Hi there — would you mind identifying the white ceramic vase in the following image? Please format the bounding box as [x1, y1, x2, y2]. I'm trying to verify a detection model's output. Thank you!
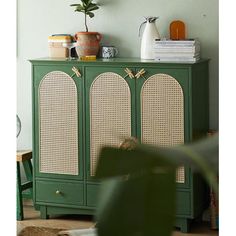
[140, 17, 160, 60]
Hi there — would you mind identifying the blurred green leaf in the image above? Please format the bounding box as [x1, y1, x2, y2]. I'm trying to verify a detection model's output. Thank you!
[87, 11, 95, 18]
[95, 148, 174, 178]
[95, 135, 218, 236]
[87, 4, 99, 12]
[96, 135, 218, 181]
[96, 167, 176, 236]
[83, 0, 90, 4]
[70, 4, 82, 7]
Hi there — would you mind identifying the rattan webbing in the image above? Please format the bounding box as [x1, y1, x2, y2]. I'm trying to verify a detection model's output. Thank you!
[39, 71, 78, 175]
[141, 73, 185, 183]
[90, 72, 131, 176]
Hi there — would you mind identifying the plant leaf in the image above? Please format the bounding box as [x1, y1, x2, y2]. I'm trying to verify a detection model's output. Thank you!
[96, 164, 176, 236]
[82, 0, 90, 4]
[95, 135, 219, 193]
[87, 11, 95, 18]
[95, 147, 173, 178]
[86, 0, 93, 6]
[94, 135, 218, 236]
[70, 4, 81, 7]
[76, 5, 85, 11]
[87, 4, 99, 11]
[70, 4, 84, 11]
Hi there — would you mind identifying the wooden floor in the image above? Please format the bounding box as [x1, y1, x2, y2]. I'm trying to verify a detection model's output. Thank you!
[17, 200, 219, 236]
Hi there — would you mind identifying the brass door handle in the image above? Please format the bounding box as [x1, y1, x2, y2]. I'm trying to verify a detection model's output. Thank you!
[135, 68, 146, 78]
[124, 68, 135, 79]
[72, 66, 81, 77]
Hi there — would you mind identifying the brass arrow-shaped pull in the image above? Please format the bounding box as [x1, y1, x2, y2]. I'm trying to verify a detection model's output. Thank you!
[135, 68, 146, 79]
[72, 66, 81, 77]
[124, 68, 135, 79]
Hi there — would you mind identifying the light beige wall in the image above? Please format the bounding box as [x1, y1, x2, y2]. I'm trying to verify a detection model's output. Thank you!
[17, 0, 218, 149]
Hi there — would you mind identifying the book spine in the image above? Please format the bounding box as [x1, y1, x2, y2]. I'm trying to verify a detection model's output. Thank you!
[154, 39, 199, 45]
[154, 52, 200, 58]
[154, 49, 200, 53]
[155, 56, 200, 60]
[154, 44, 200, 49]
[154, 43, 200, 48]
[154, 42, 199, 47]
[154, 57, 199, 62]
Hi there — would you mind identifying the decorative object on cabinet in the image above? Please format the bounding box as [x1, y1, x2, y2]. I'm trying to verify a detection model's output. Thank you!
[30, 57, 209, 233]
[70, 0, 102, 57]
[74, 32, 102, 57]
[101, 46, 119, 59]
[170, 20, 186, 40]
[62, 42, 79, 60]
[154, 39, 200, 62]
[48, 35, 72, 58]
[139, 16, 160, 59]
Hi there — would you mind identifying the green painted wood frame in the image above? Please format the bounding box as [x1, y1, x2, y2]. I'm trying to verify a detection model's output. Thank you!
[84, 66, 137, 181]
[32, 64, 84, 181]
[135, 66, 191, 189]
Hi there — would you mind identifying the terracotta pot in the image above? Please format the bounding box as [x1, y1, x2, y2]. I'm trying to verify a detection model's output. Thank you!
[75, 32, 102, 57]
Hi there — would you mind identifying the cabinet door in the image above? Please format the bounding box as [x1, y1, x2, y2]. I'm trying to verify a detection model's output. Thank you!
[136, 67, 190, 187]
[33, 65, 83, 180]
[85, 66, 136, 179]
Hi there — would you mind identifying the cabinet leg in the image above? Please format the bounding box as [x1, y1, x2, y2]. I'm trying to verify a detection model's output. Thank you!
[40, 206, 49, 219]
[175, 218, 190, 233]
[34, 204, 40, 211]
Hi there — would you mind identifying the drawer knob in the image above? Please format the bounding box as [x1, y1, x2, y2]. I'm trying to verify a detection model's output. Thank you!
[55, 190, 61, 195]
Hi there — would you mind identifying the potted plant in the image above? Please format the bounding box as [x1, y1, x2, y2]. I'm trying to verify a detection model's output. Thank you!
[70, 0, 102, 57]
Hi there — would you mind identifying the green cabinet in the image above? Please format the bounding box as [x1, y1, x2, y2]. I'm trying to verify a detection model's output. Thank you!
[30, 58, 209, 232]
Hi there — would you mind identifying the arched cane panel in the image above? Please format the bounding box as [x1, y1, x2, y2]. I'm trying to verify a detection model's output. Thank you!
[141, 73, 185, 183]
[39, 71, 78, 175]
[90, 72, 131, 176]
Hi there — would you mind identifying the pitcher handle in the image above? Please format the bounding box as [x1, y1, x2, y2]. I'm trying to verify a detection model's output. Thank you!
[114, 47, 119, 56]
[96, 33, 102, 42]
[74, 34, 80, 41]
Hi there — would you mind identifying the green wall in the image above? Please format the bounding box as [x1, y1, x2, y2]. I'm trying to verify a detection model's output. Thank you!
[17, 0, 218, 149]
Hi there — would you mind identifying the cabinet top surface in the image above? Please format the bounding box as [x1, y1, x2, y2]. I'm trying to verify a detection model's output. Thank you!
[30, 57, 209, 66]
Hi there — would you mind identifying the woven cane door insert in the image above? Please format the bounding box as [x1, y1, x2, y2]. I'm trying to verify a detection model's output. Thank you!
[90, 72, 131, 176]
[39, 71, 78, 175]
[141, 73, 185, 183]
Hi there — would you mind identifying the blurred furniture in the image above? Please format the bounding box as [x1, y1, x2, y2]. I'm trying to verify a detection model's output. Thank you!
[30, 58, 209, 232]
[17, 150, 33, 220]
[208, 130, 219, 230]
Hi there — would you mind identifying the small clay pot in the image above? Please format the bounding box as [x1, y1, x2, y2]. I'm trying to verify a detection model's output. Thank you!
[75, 32, 102, 57]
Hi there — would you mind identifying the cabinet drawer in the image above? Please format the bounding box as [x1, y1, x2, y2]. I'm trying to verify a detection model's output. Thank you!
[87, 184, 100, 207]
[176, 191, 191, 216]
[36, 180, 84, 206]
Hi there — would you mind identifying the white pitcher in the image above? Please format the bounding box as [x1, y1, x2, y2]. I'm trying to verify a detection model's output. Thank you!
[139, 16, 160, 60]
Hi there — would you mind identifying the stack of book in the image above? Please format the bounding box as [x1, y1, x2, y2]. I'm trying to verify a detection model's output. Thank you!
[154, 39, 200, 62]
